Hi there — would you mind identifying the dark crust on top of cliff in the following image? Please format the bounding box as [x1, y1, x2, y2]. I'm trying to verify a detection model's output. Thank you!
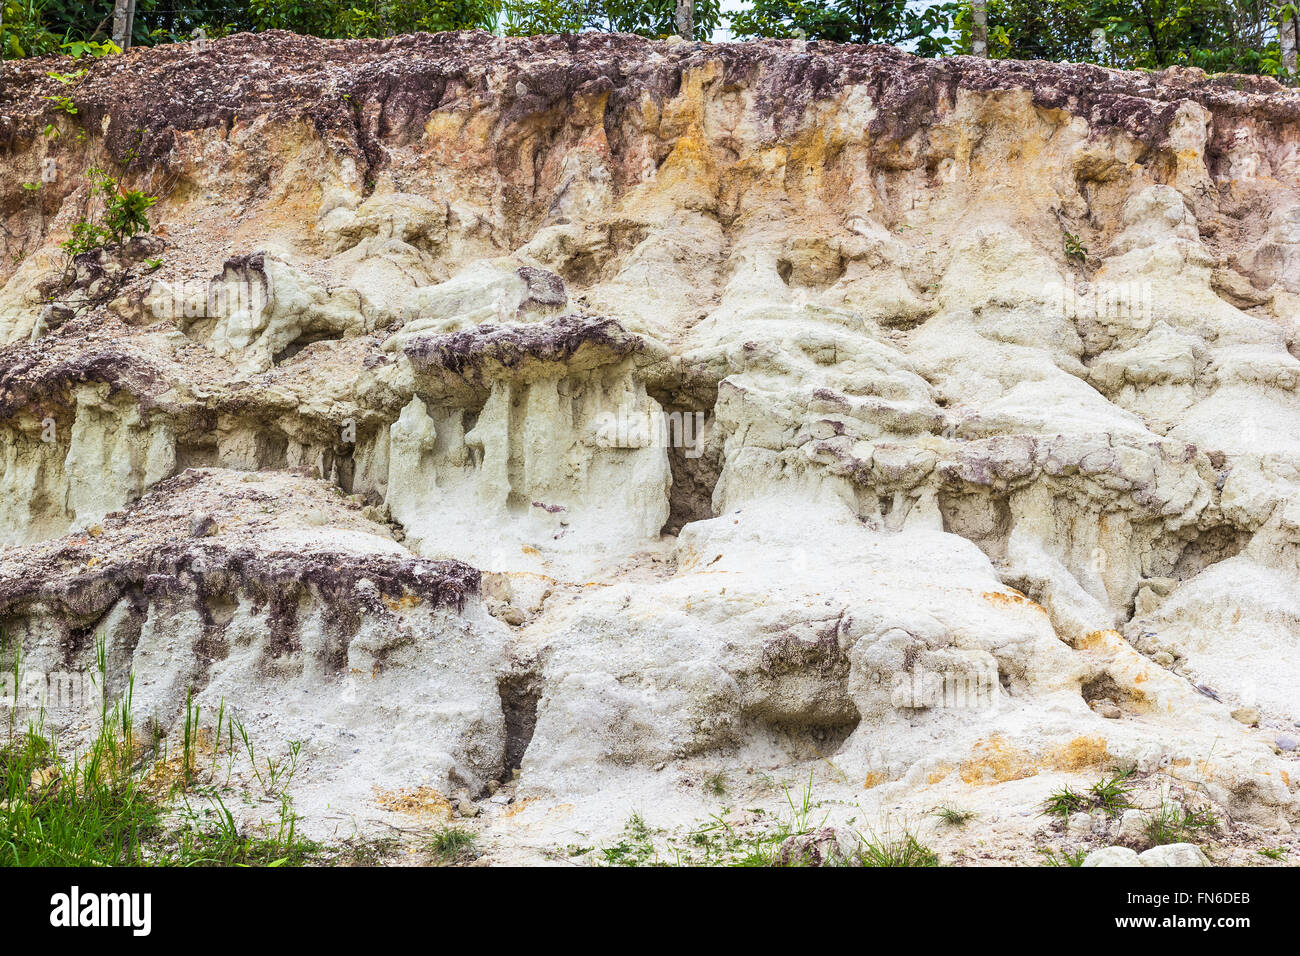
[0, 325, 168, 419]
[0, 468, 480, 621]
[405, 313, 644, 378]
[0, 541, 480, 624]
[0, 31, 1295, 169]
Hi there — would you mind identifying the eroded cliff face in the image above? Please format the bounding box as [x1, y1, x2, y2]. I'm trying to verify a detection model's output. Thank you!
[1, 30, 1299, 861]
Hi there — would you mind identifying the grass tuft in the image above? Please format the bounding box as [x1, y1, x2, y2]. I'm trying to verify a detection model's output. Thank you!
[1042, 767, 1135, 820]
[1143, 797, 1219, 846]
[855, 831, 939, 867]
[933, 806, 977, 827]
[1038, 847, 1088, 867]
[429, 826, 477, 863]
[1040, 786, 1089, 819]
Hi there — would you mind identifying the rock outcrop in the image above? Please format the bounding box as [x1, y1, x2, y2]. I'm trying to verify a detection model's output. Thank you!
[1, 31, 1298, 860]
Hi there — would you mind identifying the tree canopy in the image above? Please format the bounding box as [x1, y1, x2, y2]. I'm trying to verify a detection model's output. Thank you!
[501, 1, 722, 39]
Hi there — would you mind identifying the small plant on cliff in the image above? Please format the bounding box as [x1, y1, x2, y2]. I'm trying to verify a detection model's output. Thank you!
[1143, 796, 1219, 846]
[1088, 768, 1135, 818]
[934, 806, 976, 827]
[1041, 785, 1089, 819]
[1042, 768, 1134, 819]
[43, 93, 77, 115]
[46, 167, 160, 316]
[856, 831, 940, 867]
[59, 166, 157, 258]
[429, 826, 477, 863]
[1063, 231, 1088, 263]
[1038, 847, 1087, 867]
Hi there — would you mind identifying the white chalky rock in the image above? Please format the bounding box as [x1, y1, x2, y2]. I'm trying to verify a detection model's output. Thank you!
[1083, 846, 1143, 867]
[1139, 843, 1211, 867]
[0, 36, 1297, 854]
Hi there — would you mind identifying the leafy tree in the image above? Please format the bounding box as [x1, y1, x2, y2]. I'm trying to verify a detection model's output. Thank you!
[943, 0, 1099, 61]
[247, 0, 497, 38]
[502, 0, 721, 39]
[1, 0, 64, 58]
[938, 0, 1292, 77]
[729, 0, 949, 47]
[13, 1, 254, 47]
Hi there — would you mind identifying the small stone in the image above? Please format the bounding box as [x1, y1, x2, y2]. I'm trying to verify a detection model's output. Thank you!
[1152, 651, 1175, 667]
[39, 303, 74, 330]
[1091, 699, 1122, 719]
[1133, 586, 1163, 617]
[459, 800, 481, 818]
[1117, 808, 1150, 841]
[485, 779, 500, 795]
[1231, 706, 1260, 727]
[1082, 846, 1142, 867]
[778, 827, 859, 866]
[1275, 735, 1298, 752]
[1067, 811, 1093, 837]
[1139, 843, 1209, 867]
[189, 514, 217, 537]
[1143, 577, 1176, 596]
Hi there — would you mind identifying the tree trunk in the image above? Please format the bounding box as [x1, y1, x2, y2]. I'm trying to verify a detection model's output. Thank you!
[675, 0, 694, 41]
[1283, 3, 1299, 78]
[972, 0, 988, 58]
[112, 0, 137, 51]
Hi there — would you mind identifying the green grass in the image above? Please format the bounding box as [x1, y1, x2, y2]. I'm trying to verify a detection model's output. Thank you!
[856, 832, 939, 867]
[1143, 797, 1219, 847]
[0, 711, 319, 867]
[1040, 786, 1089, 819]
[596, 774, 940, 867]
[160, 793, 318, 867]
[428, 826, 477, 863]
[1088, 769, 1135, 819]
[0, 634, 320, 867]
[601, 812, 661, 866]
[1041, 768, 1135, 820]
[0, 723, 161, 865]
[0, 668, 162, 866]
[1038, 847, 1088, 867]
[1258, 847, 1287, 861]
[934, 806, 977, 827]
